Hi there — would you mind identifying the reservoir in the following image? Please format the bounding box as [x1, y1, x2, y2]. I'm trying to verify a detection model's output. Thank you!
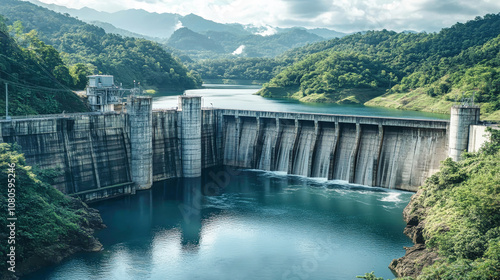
[31, 168, 413, 280]
[153, 84, 449, 120]
[30, 84, 433, 279]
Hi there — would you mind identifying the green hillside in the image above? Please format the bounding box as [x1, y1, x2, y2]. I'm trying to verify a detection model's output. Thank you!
[189, 57, 284, 81]
[258, 14, 500, 120]
[167, 27, 225, 53]
[173, 28, 325, 61]
[389, 129, 500, 279]
[0, 16, 87, 116]
[0, 143, 105, 278]
[0, 0, 200, 90]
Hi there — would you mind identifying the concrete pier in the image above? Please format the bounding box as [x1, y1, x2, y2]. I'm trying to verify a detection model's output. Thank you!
[448, 105, 480, 161]
[179, 96, 202, 177]
[127, 96, 153, 190]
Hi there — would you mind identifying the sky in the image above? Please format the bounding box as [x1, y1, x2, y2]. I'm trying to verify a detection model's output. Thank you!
[35, 0, 500, 32]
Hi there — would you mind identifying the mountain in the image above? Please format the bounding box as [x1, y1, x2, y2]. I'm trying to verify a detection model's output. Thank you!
[26, 0, 180, 38]
[303, 28, 346, 39]
[258, 14, 500, 120]
[167, 27, 224, 52]
[0, 15, 88, 115]
[25, 0, 345, 42]
[180, 13, 248, 35]
[25, 0, 250, 39]
[89, 21, 159, 41]
[171, 27, 325, 60]
[0, 0, 201, 90]
[23, 0, 350, 62]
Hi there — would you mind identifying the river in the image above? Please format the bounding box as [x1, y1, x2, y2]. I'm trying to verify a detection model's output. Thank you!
[29, 84, 434, 279]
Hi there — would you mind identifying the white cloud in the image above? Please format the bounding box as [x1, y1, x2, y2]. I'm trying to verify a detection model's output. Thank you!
[232, 45, 245, 55]
[174, 20, 184, 30]
[35, 0, 500, 32]
[255, 26, 278, 36]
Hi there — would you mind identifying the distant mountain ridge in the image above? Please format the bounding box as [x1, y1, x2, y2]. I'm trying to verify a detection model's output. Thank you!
[0, 0, 201, 90]
[26, 0, 346, 40]
[258, 14, 500, 120]
[169, 27, 325, 58]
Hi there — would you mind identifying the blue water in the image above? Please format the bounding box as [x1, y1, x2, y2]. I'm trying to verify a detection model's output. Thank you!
[27, 84, 418, 280]
[29, 168, 413, 280]
[152, 84, 448, 120]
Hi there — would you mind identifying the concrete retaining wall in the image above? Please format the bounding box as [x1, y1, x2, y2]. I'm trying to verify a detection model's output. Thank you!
[0, 113, 132, 195]
[4, 101, 490, 199]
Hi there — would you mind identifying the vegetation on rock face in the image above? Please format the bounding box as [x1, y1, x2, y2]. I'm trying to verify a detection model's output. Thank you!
[0, 143, 105, 278]
[390, 128, 500, 279]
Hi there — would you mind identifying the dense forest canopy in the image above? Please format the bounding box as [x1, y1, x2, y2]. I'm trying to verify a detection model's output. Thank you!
[0, 15, 87, 115]
[0, 143, 104, 277]
[188, 57, 285, 81]
[0, 0, 201, 90]
[401, 129, 500, 279]
[248, 14, 500, 119]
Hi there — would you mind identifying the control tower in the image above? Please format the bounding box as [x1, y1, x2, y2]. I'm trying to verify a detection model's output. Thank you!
[86, 75, 122, 112]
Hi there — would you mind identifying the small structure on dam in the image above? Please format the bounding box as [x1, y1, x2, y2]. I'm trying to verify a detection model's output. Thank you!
[86, 75, 121, 112]
[0, 95, 494, 201]
[448, 105, 481, 161]
[86, 75, 139, 112]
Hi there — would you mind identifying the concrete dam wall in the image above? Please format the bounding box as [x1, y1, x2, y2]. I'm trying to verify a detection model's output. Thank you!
[0, 96, 484, 200]
[0, 97, 222, 200]
[220, 110, 450, 191]
[0, 112, 133, 198]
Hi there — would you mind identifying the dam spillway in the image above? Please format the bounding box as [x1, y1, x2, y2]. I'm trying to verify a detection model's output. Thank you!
[0, 96, 483, 200]
[219, 110, 449, 191]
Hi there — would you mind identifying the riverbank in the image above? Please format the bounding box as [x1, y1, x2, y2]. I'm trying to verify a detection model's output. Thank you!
[0, 143, 105, 279]
[389, 130, 500, 278]
[257, 86, 384, 105]
[365, 89, 500, 122]
[258, 86, 500, 121]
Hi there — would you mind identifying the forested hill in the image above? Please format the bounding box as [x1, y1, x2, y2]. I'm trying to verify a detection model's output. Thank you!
[0, 16, 87, 115]
[0, 0, 201, 90]
[258, 14, 500, 120]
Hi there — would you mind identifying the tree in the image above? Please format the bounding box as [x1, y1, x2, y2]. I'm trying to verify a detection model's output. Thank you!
[70, 63, 91, 89]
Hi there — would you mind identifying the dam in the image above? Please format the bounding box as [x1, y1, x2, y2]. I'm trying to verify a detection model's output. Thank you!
[0, 95, 485, 200]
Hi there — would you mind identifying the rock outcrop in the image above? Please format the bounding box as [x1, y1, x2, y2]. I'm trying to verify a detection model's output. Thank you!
[9, 198, 105, 279]
[389, 189, 441, 278]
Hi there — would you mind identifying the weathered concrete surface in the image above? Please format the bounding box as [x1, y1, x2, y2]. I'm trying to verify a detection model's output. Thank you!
[0, 101, 469, 198]
[274, 119, 296, 172]
[290, 120, 316, 176]
[376, 126, 448, 191]
[127, 96, 153, 190]
[354, 124, 380, 186]
[179, 96, 202, 177]
[201, 109, 222, 169]
[221, 111, 451, 191]
[448, 106, 480, 161]
[0, 113, 132, 195]
[468, 125, 489, 153]
[152, 110, 182, 181]
[310, 122, 336, 178]
[255, 118, 278, 171]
